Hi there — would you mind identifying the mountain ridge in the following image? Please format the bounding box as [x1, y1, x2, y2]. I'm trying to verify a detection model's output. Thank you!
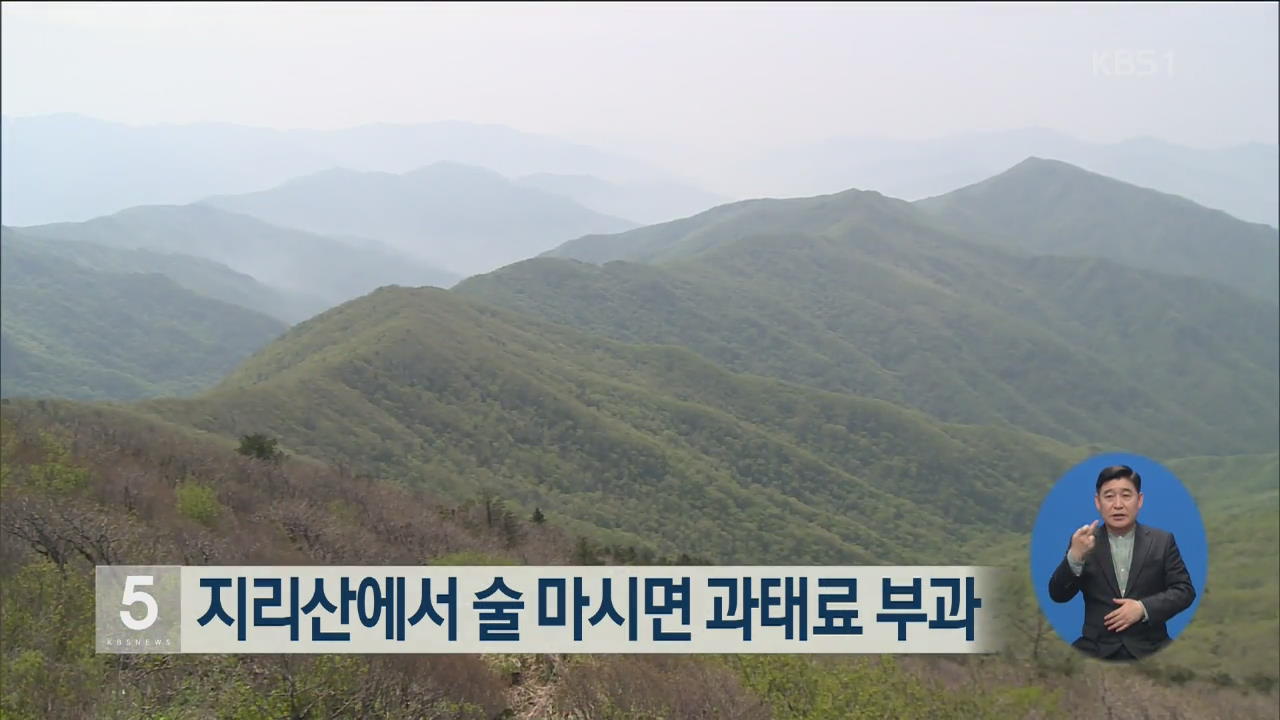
[201, 162, 638, 276]
[471, 175, 1278, 457]
[915, 157, 1280, 302]
[146, 284, 1083, 564]
[1, 235, 286, 400]
[13, 203, 459, 315]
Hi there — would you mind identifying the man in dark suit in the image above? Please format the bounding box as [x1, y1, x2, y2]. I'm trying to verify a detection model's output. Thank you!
[1047, 465, 1196, 661]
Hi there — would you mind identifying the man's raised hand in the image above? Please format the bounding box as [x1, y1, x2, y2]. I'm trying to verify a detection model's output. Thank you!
[1068, 520, 1099, 563]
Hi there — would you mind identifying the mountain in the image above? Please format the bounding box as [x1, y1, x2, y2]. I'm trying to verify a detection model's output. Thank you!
[295, 120, 669, 181]
[1077, 137, 1280, 228]
[0, 114, 676, 226]
[547, 158, 1280, 300]
[722, 128, 1279, 227]
[470, 189, 1279, 457]
[1158, 454, 1279, 679]
[0, 113, 330, 226]
[8, 116, 1275, 230]
[145, 285, 1083, 564]
[1, 234, 286, 400]
[543, 187, 948, 265]
[13, 204, 458, 314]
[3, 228, 315, 324]
[7, 402, 1271, 718]
[515, 172, 727, 225]
[915, 157, 1280, 303]
[201, 163, 637, 276]
[109, 283, 1280, 687]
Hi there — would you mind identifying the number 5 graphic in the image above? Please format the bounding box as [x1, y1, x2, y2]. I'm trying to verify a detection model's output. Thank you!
[120, 575, 158, 630]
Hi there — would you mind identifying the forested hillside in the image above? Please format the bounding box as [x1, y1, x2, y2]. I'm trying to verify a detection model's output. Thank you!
[144, 286, 1082, 564]
[464, 222, 1278, 457]
[4, 5, 1276, 719]
[4, 162, 1275, 718]
[3, 401, 1275, 718]
[915, 158, 1280, 303]
[1, 235, 286, 400]
[3, 227, 314, 323]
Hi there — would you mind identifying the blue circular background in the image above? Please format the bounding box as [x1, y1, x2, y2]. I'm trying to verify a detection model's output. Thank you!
[1030, 452, 1207, 646]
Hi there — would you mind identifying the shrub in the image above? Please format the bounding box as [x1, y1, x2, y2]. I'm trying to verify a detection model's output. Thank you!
[237, 433, 283, 463]
[175, 481, 223, 526]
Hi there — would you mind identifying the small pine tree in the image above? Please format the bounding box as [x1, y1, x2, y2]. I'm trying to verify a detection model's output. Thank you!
[237, 433, 283, 463]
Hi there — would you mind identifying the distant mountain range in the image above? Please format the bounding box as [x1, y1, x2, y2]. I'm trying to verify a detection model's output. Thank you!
[2, 148, 1274, 687]
[201, 163, 638, 276]
[0, 159, 657, 398]
[515, 172, 728, 225]
[549, 156, 1279, 302]
[916, 157, 1279, 303]
[12, 203, 458, 315]
[9, 156, 1276, 430]
[2, 228, 286, 400]
[6, 115, 1273, 233]
[692, 127, 1279, 227]
[0, 114, 716, 226]
[467, 164, 1279, 458]
[3, 201, 462, 399]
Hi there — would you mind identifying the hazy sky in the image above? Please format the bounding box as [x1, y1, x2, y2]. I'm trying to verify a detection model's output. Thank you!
[2, 2, 1276, 150]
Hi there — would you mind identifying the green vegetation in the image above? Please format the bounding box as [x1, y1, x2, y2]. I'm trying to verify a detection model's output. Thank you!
[463, 227, 1277, 457]
[429, 550, 517, 566]
[729, 655, 1057, 719]
[915, 157, 1280, 303]
[0, 406, 537, 718]
[236, 432, 284, 463]
[175, 480, 224, 526]
[3, 404, 1275, 718]
[141, 281, 1279, 693]
[3, 227, 318, 323]
[146, 286, 1083, 565]
[545, 157, 1278, 305]
[1, 232, 286, 400]
[1157, 454, 1280, 682]
[2, 155, 1275, 715]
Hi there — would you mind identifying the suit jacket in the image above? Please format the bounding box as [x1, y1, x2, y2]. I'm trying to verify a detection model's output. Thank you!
[1047, 522, 1195, 660]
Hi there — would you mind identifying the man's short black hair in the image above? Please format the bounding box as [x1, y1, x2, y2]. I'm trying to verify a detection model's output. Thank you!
[1096, 465, 1142, 493]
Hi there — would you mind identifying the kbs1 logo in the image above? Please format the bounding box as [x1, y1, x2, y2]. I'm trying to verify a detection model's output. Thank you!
[1092, 49, 1175, 77]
